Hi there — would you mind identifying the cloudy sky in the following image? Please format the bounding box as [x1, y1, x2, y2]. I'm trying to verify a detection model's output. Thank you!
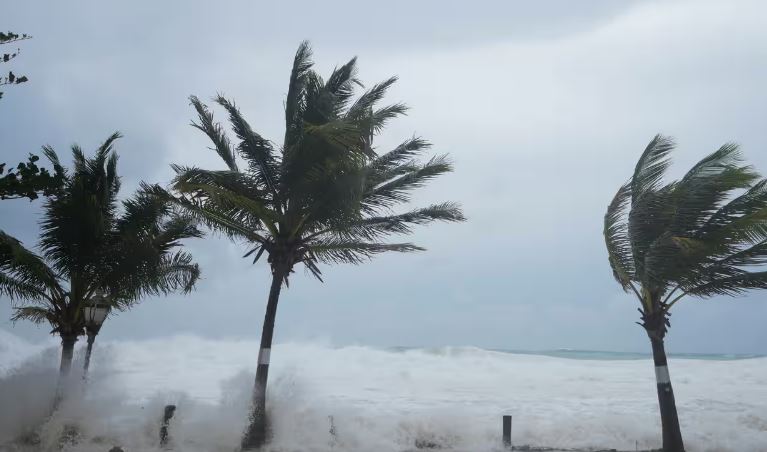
[2, 0, 767, 354]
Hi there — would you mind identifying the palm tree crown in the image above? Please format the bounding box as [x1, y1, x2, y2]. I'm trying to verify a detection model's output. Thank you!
[161, 41, 464, 281]
[0, 134, 201, 359]
[605, 135, 767, 333]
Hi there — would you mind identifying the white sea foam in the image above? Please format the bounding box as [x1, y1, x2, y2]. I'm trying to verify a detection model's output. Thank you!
[1, 331, 766, 451]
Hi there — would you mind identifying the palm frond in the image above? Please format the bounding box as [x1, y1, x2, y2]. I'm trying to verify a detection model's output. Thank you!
[11, 306, 55, 325]
[348, 77, 398, 118]
[320, 202, 464, 241]
[284, 41, 314, 150]
[324, 57, 360, 116]
[190, 95, 238, 171]
[146, 184, 267, 243]
[302, 120, 367, 154]
[41, 144, 66, 180]
[686, 270, 767, 297]
[368, 137, 430, 175]
[117, 250, 201, 306]
[362, 154, 452, 213]
[365, 103, 409, 136]
[155, 214, 203, 249]
[0, 271, 49, 300]
[0, 230, 61, 299]
[604, 182, 634, 290]
[627, 184, 677, 280]
[702, 179, 767, 235]
[215, 95, 279, 195]
[306, 239, 423, 265]
[631, 134, 674, 203]
[172, 179, 277, 232]
[670, 144, 758, 235]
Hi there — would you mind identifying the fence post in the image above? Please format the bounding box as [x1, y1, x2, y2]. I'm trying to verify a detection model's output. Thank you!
[502, 415, 512, 449]
[160, 404, 177, 448]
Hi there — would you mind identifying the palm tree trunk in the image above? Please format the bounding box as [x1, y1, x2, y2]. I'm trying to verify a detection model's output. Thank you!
[82, 332, 96, 378]
[649, 336, 685, 452]
[241, 268, 284, 450]
[59, 334, 77, 377]
[53, 334, 78, 410]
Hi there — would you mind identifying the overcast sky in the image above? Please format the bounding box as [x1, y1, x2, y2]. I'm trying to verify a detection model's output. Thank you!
[2, 0, 767, 354]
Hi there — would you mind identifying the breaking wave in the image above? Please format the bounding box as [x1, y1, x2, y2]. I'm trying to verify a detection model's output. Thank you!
[1, 330, 766, 451]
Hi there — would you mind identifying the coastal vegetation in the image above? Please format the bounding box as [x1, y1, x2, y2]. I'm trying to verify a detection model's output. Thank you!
[156, 41, 465, 449]
[1, 32, 765, 452]
[604, 135, 767, 452]
[0, 134, 201, 399]
[0, 30, 31, 101]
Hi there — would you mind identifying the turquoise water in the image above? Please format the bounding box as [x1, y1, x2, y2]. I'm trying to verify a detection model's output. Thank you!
[496, 348, 765, 361]
[387, 346, 765, 361]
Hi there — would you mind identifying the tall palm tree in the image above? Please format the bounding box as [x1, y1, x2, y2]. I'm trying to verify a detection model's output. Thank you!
[604, 135, 767, 452]
[0, 134, 201, 394]
[157, 41, 464, 449]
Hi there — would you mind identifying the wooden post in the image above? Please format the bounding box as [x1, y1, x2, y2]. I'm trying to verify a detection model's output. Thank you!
[160, 404, 176, 448]
[502, 415, 512, 449]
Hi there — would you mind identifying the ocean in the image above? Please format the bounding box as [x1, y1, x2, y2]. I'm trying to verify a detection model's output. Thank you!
[1, 330, 766, 451]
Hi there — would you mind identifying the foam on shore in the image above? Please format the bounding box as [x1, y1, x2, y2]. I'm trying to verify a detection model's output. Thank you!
[1, 331, 766, 451]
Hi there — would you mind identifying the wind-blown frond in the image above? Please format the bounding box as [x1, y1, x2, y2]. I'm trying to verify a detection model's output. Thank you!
[322, 202, 465, 241]
[11, 306, 55, 325]
[631, 134, 674, 203]
[0, 230, 61, 298]
[604, 182, 634, 290]
[170, 169, 277, 232]
[146, 184, 267, 243]
[605, 135, 767, 315]
[348, 77, 398, 118]
[306, 239, 423, 265]
[670, 144, 758, 236]
[366, 103, 409, 136]
[685, 270, 767, 297]
[190, 95, 238, 171]
[323, 57, 360, 116]
[115, 250, 201, 308]
[701, 179, 767, 240]
[368, 138, 430, 176]
[362, 154, 453, 213]
[284, 41, 314, 150]
[0, 271, 48, 300]
[41, 144, 66, 181]
[215, 96, 279, 196]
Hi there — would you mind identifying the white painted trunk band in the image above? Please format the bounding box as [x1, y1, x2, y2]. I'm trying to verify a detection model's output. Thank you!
[655, 365, 671, 384]
[258, 348, 271, 365]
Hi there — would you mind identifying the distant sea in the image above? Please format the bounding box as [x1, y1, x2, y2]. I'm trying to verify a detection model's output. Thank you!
[494, 348, 766, 361]
[387, 346, 765, 361]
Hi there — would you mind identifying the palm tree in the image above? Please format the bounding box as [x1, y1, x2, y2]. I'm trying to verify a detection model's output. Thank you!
[157, 41, 465, 449]
[0, 134, 201, 396]
[604, 135, 767, 452]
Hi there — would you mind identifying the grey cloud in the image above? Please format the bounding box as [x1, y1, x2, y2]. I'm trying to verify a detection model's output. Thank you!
[2, 0, 767, 354]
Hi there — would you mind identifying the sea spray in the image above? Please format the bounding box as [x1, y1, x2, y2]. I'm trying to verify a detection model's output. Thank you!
[1, 330, 766, 451]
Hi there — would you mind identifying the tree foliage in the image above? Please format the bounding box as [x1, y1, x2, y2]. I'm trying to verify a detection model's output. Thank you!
[157, 41, 465, 283]
[604, 135, 767, 334]
[0, 31, 31, 100]
[1, 134, 201, 339]
[0, 152, 65, 200]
